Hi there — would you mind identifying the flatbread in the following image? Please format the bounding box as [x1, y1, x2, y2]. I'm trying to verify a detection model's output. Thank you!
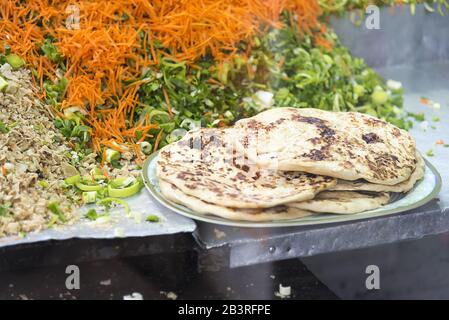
[234, 108, 416, 185]
[159, 179, 314, 222]
[288, 191, 390, 214]
[330, 153, 425, 193]
[156, 128, 336, 209]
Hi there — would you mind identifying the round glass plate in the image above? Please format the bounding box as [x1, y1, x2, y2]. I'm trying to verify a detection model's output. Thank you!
[142, 151, 442, 228]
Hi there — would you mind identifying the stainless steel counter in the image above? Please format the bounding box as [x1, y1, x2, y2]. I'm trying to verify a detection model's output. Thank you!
[2, 5, 448, 272]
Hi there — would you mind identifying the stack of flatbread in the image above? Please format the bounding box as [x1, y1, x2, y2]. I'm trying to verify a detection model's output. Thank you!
[156, 108, 424, 221]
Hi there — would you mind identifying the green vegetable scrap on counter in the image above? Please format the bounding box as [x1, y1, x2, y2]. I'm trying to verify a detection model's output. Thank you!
[146, 215, 160, 223]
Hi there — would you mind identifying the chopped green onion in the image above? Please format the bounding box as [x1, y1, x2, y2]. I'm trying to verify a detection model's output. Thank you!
[0, 120, 9, 134]
[408, 112, 425, 122]
[426, 149, 434, 157]
[371, 90, 388, 105]
[74, 175, 107, 191]
[64, 174, 81, 185]
[90, 167, 103, 176]
[146, 215, 160, 223]
[47, 201, 67, 222]
[85, 208, 100, 221]
[38, 180, 49, 188]
[148, 110, 170, 124]
[40, 39, 63, 63]
[107, 177, 143, 198]
[105, 148, 121, 163]
[75, 182, 104, 192]
[180, 118, 201, 130]
[82, 191, 97, 204]
[0, 205, 10, 217]
[159, 122, 176, 133]
[0, 76, 8, 92]
[138, 141, 152, 154]
[96, 197, 130, 215]
[5, 54, 25, 69]
[167, 128, 187, 144]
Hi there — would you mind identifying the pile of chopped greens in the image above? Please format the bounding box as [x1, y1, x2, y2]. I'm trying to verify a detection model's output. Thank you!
[4, 1, 438, 162]
[42, 23, 414, 158]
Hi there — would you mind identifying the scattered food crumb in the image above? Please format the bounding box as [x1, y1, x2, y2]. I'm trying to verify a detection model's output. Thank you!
[100, 279, 112, 286]
[275, 284, 292, 299]
[420, 97, 430, 105]
[123, 292, 143, 300]
[436, 139, 445, 145]
[420, 97, 441, 109]
[270, 275, 276, 279]
[214, 228, 227, 239]
[227, 287, 232, 291]
[160, 291, 178, 300]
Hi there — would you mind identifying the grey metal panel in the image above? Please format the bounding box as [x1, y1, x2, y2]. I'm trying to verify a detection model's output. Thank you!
[330, 5, 449, 68]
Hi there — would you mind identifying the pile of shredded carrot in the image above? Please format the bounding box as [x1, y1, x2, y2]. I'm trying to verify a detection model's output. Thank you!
[0, 0, 324, 161]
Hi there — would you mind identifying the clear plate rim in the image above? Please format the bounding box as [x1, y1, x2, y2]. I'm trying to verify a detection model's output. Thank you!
[142, 151, 442, 228]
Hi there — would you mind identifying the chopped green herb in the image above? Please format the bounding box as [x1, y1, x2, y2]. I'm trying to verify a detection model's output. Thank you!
[408, 112, 425, 122]
[432, 116, 441, 122]
[40, 39, 63, 63]
[0, 205, 10, 217]
[96, 197, 130, 215]
[85, 208, 100, 221]
[38, 180, 49, 188]
[0, 120, 9, 134]
[146, 215, 160, 223]
[5, 54, 25, 69]
[47, 201, 67, 222]
[82, 191, 97, 204]
[426, 149, 435, 157]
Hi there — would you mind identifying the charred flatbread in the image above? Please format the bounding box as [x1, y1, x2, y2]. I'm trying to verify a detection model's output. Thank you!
[234, 108, 416, 185]
[156, 128, 336, 209]
[289, 191, 390, 214]
[159, 179, 314, 221]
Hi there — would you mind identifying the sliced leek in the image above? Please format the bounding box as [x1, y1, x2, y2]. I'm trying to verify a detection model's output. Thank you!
[64, 174, 81, 185]
[107, 177, 143, 198]
[82, 191, 97, 204]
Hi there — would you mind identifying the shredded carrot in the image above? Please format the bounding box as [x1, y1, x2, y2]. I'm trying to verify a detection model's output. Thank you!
[153, 129, 164, 152]
[162, 87, 173, 118]
[103, 169, 110, 180]
[420, 97, 430, 105]
[0, 0, 323, 157]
